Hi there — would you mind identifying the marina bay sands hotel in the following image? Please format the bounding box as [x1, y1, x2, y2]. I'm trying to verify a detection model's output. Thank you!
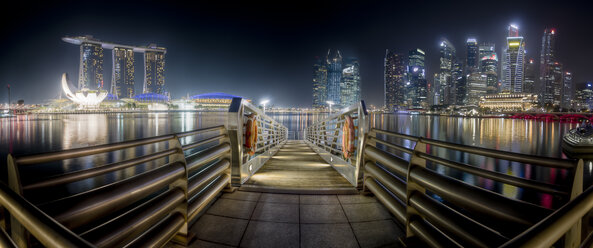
[62, 35, 166, 98]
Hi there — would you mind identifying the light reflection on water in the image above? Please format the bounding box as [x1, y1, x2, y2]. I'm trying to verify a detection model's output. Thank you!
[0, 112, 586, 208]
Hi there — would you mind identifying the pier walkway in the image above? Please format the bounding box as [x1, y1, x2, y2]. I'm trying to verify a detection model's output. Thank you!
[240, 140, 356, 194]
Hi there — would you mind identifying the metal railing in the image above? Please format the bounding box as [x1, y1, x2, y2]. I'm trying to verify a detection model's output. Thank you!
[304, 101, 368, 187]
[0, 98, 286, 247]
[363, 128, 586, 247]
[227, 98, 287, 186]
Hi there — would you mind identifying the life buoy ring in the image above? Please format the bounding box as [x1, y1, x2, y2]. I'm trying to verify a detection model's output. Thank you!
[244, 114, 258, 156]
[342, 115, 355, 159]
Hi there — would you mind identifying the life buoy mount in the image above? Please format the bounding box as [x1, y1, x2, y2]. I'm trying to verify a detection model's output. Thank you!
[342, 115, 356, 159]
[244, 113, 258, 156]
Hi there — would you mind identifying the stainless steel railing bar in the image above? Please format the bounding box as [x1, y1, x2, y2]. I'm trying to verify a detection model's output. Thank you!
[43, 162, 186, 230]
[23, 148, 178, 191]
[182, 134, 227, 151]
[417, 152, 569, 196]
[0, 183, 95, 247]
[368, 136, 414, 154]
[176, 125, 226, 138]
[186, 144, 231, 173]
[500, 185, 593, 247]
[80, 187, 185, 247]
[371, 128, 576, 169]
[409, 165, 552, 228]
[188, 159, 230, 197]
[15, 135, 177, 165]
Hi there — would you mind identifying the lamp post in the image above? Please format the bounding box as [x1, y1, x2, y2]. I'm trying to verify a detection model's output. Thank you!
[326, 100, 334, 115]
[261, 100, 270, 114]
[7, 84, 10, 114]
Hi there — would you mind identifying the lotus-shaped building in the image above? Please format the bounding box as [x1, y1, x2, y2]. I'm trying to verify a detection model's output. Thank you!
[61, 73, 108, 107]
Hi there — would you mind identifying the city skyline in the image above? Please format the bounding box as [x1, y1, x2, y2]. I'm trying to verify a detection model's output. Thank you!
[1, 1, 592, 107]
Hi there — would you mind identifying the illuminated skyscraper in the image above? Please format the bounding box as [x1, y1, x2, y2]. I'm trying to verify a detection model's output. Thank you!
[540, 28, 558, 105]
[543, 62, 563, 105]
[452, 62, 466, 105]
[524, 58, 536, 93]
[467, 72, 487, 105]
[466, 38, 478, 72]
[111, 47, 135, 98]
[436, 38, 455, 105]
[340, 58, 361, 107]
[312, 57, 328, 108]
[406, 48, 427, 109]
[384, 50, 406, 110]
[63, 36, 167, 98]
[144, 47, 166, 94]
[502, 24, 525, 93]
[575, 82, 593, 110]
[326, 49, 343, 107]
[78, 41, 104, 90]
[562, 71, 573, 108]
[479, 43, 498, 94]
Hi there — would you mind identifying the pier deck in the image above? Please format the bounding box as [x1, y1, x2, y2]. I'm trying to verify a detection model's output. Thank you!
[185, 191, 404, 248]
[240, 140, 356, 194]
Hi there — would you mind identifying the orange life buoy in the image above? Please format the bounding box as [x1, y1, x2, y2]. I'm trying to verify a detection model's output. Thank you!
[244, 114, 258, 155]
[342, 115, 355, 159]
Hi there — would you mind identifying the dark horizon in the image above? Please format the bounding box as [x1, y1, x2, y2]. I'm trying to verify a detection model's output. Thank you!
[1, 0, 592, 107]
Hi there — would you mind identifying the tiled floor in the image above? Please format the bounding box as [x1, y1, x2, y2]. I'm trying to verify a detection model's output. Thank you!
[188, 191, 405, 248]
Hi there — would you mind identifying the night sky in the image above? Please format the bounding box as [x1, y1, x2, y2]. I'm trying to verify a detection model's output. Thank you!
[0, 0, 591, 107]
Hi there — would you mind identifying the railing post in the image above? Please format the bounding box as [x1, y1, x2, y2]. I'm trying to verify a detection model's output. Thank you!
[564, 159, 584, 248]
[169, 136, 190, 245]
[405, 138, 427, 240]
[227, 98, 244, 187]
[354, 101, 369, 189]
[6, 154, 27, 248]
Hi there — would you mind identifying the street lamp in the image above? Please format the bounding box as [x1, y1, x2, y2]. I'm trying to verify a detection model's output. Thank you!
[326, 101, 334, 114]
[261, 100, 270, 114]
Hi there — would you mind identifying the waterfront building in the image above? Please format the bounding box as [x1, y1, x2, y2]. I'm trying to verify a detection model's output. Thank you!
[61, 73, 108, 107]
[574, 82, 593, 110]
[542, 62, 563, 106]
[524, 58, 536, 93]
[111, 47, 135, 98]
[436, 38, 455, 105]
[431, 73, 439, 106]
[479, 93, 538, 111]
[63, 36, 167, 98]
[466, 38, 479, 72]
[78, 41, 104, 90]
[540, 28, 557, 99]
[502, 24, 525, 93]
[326, 49, 343, 108]
[384, 50, 406, 111]
[312, 57, 328, 108]
[467, 72, 487, 106]
[452, 62, 466, 105]
[406, 48, 428, 109]
[191, 92, 245, 109]
[562, 72, 573, 109]
[341, 58, 361, 107]
[144, 47, 166, 94]
[480, 51, 498, 94]
[479, 43, 495, 60]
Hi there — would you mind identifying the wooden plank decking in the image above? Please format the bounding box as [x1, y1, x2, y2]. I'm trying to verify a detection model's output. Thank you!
[240, 140, 357, 194]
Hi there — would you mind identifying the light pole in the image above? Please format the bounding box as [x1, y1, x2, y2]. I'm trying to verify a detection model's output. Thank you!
[261, 100, 270, 114]
[7, 84, 10, 114]
[326, 100, 334, 115]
